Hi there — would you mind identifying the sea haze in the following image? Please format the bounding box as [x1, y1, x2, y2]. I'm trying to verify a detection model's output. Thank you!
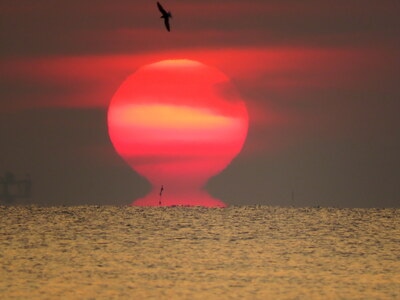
[1, 206, 399, 299]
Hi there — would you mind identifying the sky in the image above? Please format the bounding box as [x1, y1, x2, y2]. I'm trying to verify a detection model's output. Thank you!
[1, 0, 399, 207]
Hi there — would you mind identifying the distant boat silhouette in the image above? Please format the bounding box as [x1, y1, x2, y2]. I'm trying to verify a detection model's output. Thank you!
[157, 2, 172, 32]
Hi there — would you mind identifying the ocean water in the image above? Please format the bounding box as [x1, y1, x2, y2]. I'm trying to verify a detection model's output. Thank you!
[1, 205, 399, 299]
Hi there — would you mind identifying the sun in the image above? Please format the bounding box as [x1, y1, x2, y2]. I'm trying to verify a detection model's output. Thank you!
[108, 59, 248, 207]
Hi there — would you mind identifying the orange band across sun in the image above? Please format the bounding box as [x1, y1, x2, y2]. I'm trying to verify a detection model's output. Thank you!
[110, 104, 234, 129]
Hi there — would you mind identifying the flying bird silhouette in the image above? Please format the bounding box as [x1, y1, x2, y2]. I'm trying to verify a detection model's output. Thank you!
[157, 2, 172, 32]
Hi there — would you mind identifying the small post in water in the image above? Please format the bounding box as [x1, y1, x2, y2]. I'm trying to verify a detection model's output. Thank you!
[159, 185, 164, 206]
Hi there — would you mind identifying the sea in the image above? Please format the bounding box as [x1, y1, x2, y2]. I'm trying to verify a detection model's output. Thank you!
[1, 205, 399, 299]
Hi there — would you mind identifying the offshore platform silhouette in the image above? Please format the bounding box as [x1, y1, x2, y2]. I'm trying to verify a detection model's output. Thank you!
[0, 172, 31, 204]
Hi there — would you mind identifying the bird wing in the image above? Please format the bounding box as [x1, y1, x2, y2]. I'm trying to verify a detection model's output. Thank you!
[157, 2, 167, 15]
[164, 18, 170, 31]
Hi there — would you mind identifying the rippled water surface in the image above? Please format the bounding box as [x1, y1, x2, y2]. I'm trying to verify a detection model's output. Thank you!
[1, 206, 399, 299]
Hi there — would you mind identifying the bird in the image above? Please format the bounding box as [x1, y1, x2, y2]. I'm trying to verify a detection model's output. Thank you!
[157, 2, 172, 32]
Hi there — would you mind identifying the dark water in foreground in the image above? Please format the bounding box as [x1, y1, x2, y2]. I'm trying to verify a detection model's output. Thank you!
[1, 206, 399, 299]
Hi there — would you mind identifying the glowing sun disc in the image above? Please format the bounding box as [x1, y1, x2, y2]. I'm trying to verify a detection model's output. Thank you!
[107, 59, 248, 207]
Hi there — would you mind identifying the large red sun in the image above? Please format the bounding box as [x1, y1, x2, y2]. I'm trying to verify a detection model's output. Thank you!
[108, 59, 248, 207]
